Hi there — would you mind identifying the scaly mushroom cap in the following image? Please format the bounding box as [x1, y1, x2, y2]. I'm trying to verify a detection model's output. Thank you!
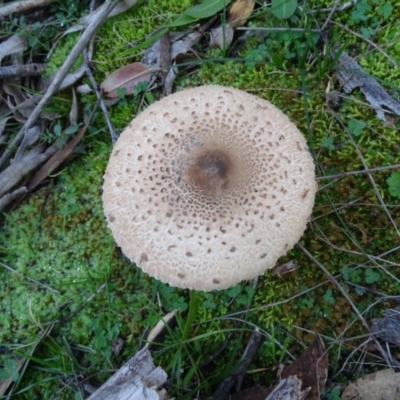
[102, 86, 316, 291]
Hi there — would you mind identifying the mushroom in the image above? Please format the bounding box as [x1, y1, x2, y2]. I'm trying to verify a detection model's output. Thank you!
[102, 85, 316, 291]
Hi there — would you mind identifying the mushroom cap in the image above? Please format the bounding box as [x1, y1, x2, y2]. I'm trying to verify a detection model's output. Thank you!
[102, 85, 316, 291]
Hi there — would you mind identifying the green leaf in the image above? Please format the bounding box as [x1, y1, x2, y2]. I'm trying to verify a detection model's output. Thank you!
[53, 123, 62, 136]
[377, 3, 393, 19]
[365, 268, 380, 284]
[323, 288, 335, 305]
[167, 13, 198, 28]
[347, 119, 366, 136]
[0, 359, 19, 382]
[64, 124, 79, 135]
[270, 0, 298, 20]
[227, 284, 241, 297]
[185, 0, 231, 19]
[116, 87, 127, 99]
[341, 266, 350, 281]
[322, 137, 335, 150]
[387, 172, 400, 199]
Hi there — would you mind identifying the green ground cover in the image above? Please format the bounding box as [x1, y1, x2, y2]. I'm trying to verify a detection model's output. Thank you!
[1, 0, 400, 398]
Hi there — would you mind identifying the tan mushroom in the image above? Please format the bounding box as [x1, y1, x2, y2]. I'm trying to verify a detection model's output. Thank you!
[102, 85, 316, 291]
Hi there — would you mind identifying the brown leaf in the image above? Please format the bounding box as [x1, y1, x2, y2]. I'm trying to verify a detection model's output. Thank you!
[281, 335, 329, 400]
[27, 102, 99, 192]
[228, 0, 255, 28]
[100, 62, 155, 98]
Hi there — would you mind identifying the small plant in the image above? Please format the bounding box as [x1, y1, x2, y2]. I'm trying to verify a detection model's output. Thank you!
[42, 122, 81, 146]
[323, 386, 341, 400]
[0, 357, 20, 382]
[387, 172, 400, 199]
[341, 266, 362, 284]
[347, 119, 366, 137]
[323, 288, 335, 305]
[365, 268, 381, 284]
[270, 0, 298, 20]
[322, 137, 335, 151]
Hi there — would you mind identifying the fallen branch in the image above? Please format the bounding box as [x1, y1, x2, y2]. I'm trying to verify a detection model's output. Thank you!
[0, 64, 46, 79]
[86, 347, 168, 400]
[333, 49, 400, 121]
[0, 187, 28, 212]
[0, 143, 59, 200]
[0, 0, 54, 19]
[210, 328, 262, 400]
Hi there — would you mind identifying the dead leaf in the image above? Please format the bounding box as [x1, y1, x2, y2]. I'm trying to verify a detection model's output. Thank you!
[27, 102, 99, 192]
[44, 63, 87, 92]
[163, 63, 178, 97]
[228, 0, 255, 28]
[271, 260, 299, 276]
[210, 24, 234, 49]
[0, 143, 58, 199]
[69, 88, 78, 125]
[3, 82, 34, 120]
[281, 335, 329, 400]
[100, 62, 155, 98]
[14, 126, 42, 162]
[111, 337, 124, 356]
[333, 50, 400, 122]
[76, 84, 92, 94]
[171, 32, 202, 60]
[342, 369, 400, 400]
[0, 34, 27, 64]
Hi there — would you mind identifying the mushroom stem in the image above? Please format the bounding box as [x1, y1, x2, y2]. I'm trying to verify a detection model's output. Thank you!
[182, 290, 199, 341]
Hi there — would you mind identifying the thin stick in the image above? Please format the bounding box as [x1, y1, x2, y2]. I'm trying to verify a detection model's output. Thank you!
[0, 261, 60, 294]
[0, 0, 55, 19]
[331, 20, 399, 68]
[84, 50, 119, 144]
[296, 243, 398, 369]
[316, 164, 400, 181]
[236, 27, 321, 33]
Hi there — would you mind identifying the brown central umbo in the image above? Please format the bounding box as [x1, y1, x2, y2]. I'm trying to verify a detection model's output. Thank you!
[186, 149, 232, 199]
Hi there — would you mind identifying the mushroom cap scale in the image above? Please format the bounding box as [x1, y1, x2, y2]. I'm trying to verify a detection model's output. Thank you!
[102, 85, 317, 291]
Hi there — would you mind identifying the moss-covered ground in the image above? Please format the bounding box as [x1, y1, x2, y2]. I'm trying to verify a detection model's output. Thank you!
[1, 0, 400, 398]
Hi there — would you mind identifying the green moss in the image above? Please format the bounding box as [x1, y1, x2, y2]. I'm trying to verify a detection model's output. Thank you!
[94, 0, 193, 75]
[46, 33, 84, 77]
[2, 0, 400, 397]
